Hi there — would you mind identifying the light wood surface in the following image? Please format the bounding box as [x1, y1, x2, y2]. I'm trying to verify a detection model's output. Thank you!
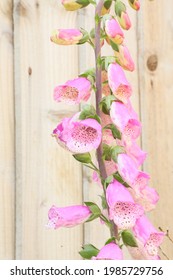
[0, 0, 173, 259]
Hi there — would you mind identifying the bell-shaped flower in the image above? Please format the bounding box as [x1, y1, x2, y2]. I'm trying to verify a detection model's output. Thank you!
[117, 153, 139, 185]
[133, 215, 165, 258]
[61, 0, 89, 11]
[128, 172, 159, 211]
[54, 77, 91, 104]
[117, 11, 131, 30]
[125, 141, 147, 167]
[106, 179, 144, 229]
[93, 243, 123, 260]
[47, 205, 91, 229]
[51, 29, 83, 45]
[128, 0, 140, 11]
[110, 102, 141, 143]
[115, 45, 135, 72]
[53, 114, 102, 154]
[108, 63, 132, 103]
[105, 18, 124, 45]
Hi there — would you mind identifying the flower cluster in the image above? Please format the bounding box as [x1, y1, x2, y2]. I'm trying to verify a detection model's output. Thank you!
[48, 0, 164, 260]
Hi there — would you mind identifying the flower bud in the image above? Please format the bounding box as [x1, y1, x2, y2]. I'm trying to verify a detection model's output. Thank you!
[50, 29, 83, 45]
[115, 45, 135, 72]
[128, 0, 140, 11]
[101, 0, 112, 16]
[61, 0, 89, 11]
[105, 18, 124, 45]
[117, 11, 131, 30]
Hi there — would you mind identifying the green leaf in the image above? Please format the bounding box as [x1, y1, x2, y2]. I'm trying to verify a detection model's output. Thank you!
[99, 95, 116, 115]
[79, 68, 95, 79]
[103, 175, 114, 189]
[73, 153, 92, 164]
[99, 194, 107, 209]
[85, 213, 101, 222]
[121, 230, 138, 247]
[114, 1, 126, 17]
[79, 244, 99, 259]
[111, 146, 125, 162]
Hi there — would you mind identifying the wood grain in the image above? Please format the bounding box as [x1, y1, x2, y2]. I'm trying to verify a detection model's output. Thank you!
[13, 0, 83, 259]
[0, 0, 15, 259]
[138, 0, 173, 259]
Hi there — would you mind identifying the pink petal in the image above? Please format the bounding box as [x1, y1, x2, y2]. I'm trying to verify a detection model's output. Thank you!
[117, 153, 139, 185]
[48, 205, 91, 229]
[94, 243, 123, 260]
[108, 63, 132, 103]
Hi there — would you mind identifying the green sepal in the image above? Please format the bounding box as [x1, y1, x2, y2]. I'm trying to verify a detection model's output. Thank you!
[114, 0, 126, 17]
[104, 56, 117, 71]
[78, 28, 90, 45]
[105, 237, 116, 245]
[103, 175, 114, 189]
[102, 143, 112, 161]
[104, 0, 112, 10]
[73, 153, 92, 164]
[79, 244, 99, 259]
[79, 104, 101, 123]
[113, 172, 131, 188]
[99, 95, 116, 115]
[85, 202, 101, 222]
[110, 40, 119, 52]
[111, 146, 125, 162]
[76, 0, 90, 8]
[121, 230, 138, 247]
[103, 123, 122, 140]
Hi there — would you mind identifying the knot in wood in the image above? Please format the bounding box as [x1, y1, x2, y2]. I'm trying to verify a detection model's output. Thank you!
[147, 55, 158, 71]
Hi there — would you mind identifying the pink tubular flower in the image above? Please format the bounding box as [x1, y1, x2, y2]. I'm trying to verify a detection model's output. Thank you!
[125, 141, 147, 167]
[117, 153, 139, 185]
[128, 172, 159, 211]
[50, 29, 83, 45]
[110, 102, 141, 143]
[105, 18, 124, 45]
[133, 215, 165, 258]
[54, 77, 91, 104]
[47, 205, 91, 229]
[53, 114, 102, 153]
[93, 243, 123, 260]
[128, 0, 140, 11]
[117, 11, 131, 30]
[106, 179, 144, 229]
[108, 63, 132, 103]
[115, 45, 135, 72]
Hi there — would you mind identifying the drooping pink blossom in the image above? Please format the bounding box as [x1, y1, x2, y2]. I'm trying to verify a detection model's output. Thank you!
[105, 18, 124, 45]
[51, 29, 83, 45]
[117, 11, 131, 30]
[53, 114, 102, 153]
[106, 179, 144, 229]
[117, 153, 139, 185]
[110, 101, 141, 143]
[115, 45, 135, 71]
[128, 0, 140, 11]
[93, 243, 123, 260]
[54, 77, 91, 104]
[108, 63, 132, 103]
[47, 205, 91, 229]
[132, 215, 165, 258]
[125, 141, 147, 167]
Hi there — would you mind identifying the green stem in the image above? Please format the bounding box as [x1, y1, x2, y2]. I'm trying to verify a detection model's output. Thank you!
[95, 0, 118, 239]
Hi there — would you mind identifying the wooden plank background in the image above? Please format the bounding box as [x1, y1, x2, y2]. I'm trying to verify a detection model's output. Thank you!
[0, 0, 173, 259]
